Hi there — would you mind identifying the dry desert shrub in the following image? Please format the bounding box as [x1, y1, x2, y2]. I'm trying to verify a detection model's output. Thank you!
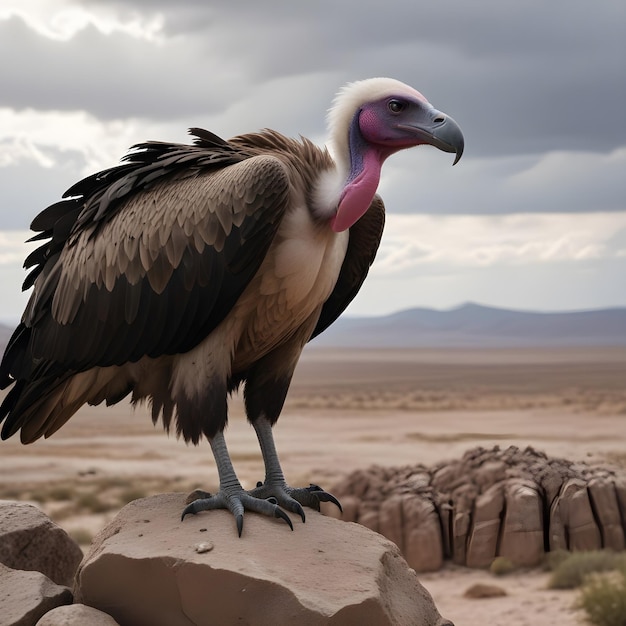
[46, 486, 75, 501]
[490, 556, 516, 576]
[76, 492, 112, 514]
[578, 569, 626, 626]
[548, 550, 626, 590]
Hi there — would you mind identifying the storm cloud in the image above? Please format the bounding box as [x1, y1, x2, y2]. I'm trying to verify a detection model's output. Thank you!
[0, 0, 624, 321]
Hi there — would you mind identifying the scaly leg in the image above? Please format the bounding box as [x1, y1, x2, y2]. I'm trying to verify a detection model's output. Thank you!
[248, 415, 342, 522]
[181, 430, 293, 536]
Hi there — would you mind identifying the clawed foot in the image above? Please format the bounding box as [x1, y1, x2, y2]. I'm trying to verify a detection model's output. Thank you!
[181, 486, 293, 537]
[181, 482, 342, 536]
[249, 481, 342, 522]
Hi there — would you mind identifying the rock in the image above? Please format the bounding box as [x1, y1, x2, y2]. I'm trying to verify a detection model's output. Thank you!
[498, 479, 544, 566]
[554, 478, 602, 551]
[0, 501, 83, 586]
[450, 484, 476, 566]
[331, 446, 626, 570]
[465, 483, 504, 568]
[377, 492, 445, 570]
[358, 504, 380, 533]
[36, 605, 120, 626]
[75, 493, 448, 626]
[587, 478, 625, 551]
[378, 495, 405, 549]
[401, 496, 443, 572]
[451, 509, 471, 566]
[463, 583, 507, 599]
[614, 475, 626, 517]
[472, 461, 506, 490]
[0, 562, 72, 626]
[435, 498, 453, 560]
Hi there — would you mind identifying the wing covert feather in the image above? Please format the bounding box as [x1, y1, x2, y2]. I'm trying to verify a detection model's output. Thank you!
[13, 155, 290, 377]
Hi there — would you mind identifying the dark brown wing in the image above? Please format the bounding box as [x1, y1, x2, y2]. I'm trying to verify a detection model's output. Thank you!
[311, 195, 385, 339]
[0, 133, 291, 438]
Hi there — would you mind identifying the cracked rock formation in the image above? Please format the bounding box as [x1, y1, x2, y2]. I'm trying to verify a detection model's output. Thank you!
[75, 492, 450, 626]
[329, 446, 626, 571]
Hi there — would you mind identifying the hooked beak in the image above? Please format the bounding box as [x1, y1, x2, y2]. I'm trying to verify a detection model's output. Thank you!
[399, 107, 464, 165]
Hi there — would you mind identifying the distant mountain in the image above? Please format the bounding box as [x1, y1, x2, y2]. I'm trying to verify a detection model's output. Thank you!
[1, 303, 625, 355]
[310, 303, 626, 348]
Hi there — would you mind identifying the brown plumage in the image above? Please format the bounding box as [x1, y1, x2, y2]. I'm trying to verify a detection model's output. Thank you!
[0, 78, 463, 534]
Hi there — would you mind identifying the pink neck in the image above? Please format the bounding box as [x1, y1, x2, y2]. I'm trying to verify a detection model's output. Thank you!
[330, 149, 383, 232]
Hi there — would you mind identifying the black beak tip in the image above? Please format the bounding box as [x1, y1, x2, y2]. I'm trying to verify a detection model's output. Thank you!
[452, 143, 464, 166]
[446, 118, 464, 165]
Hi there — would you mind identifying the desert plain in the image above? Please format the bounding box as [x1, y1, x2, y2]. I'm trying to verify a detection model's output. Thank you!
[1, 345, 625, 625]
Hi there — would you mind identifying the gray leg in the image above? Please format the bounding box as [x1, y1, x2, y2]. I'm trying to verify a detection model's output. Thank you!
[250, 416, 342, 521]
[181, 430, 293, 536]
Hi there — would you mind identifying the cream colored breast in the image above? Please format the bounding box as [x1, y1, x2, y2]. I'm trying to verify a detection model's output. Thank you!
[171, 205, 348, 397]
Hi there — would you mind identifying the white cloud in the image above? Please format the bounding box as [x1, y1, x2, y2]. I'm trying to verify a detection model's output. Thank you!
[0, 1, 164, 41]
[0, 231, 37, 324]
[345, 212, 626, 315]
[0, 108, 187, 175]
[0, 0, 623, 318]
[2, 211, 624, 323]
[0, 230, 36, 266]
[374, 212, 626, 274]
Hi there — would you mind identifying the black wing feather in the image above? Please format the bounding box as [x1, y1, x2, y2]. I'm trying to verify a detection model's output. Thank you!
[1, 130, 288, 389]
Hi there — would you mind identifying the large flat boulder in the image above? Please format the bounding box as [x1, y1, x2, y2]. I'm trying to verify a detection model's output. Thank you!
[75, 493, 450, 626]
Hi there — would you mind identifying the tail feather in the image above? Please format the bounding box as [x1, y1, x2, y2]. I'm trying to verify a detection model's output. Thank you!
[0, 366, 139, 443]
[0, 325, 30, 389]
[1, 354, 176, 443]
[1, 375, 74, 442]
[0, 381, 26, 437]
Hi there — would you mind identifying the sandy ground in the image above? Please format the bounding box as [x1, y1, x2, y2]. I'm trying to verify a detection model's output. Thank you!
[1, 346, 625, 625]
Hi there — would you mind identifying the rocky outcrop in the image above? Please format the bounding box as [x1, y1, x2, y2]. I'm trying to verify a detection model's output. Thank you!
[0, 500, 83, 586]
[4, 446, 624, 624]
[75, 493, 450, 626]
[0, 562, 72, 626]
[329, 446, 626, 570]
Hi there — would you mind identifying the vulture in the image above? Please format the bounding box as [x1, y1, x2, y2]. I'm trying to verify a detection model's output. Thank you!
[0, 78, 463, 535]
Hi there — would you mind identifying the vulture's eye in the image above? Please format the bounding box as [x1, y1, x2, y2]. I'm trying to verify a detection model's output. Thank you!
[387, 99, 405, 114]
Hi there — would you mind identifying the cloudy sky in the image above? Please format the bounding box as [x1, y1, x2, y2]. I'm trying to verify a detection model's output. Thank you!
[0, 0, 624, 324]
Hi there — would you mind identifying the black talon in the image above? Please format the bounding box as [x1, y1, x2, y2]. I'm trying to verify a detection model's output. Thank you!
[181, 502, 197, 521]
[274, 507, 293, 531]
[315, 491, 343, 513]
[305, 484, 342, 512]
[294, 502, 306, 524]
[236, 514, 244, 537]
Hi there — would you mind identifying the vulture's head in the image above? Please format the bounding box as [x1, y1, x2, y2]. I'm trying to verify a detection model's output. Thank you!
[323, 77, 464, 232]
